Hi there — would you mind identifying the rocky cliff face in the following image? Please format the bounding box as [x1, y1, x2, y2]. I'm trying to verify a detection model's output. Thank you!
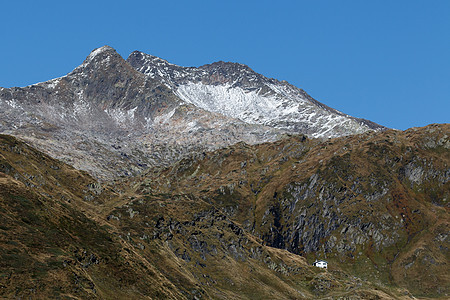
[127, 51, 385, 138]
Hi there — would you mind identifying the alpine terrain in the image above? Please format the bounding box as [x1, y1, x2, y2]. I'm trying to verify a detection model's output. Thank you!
[0, 46, 384, 180]
[0, 46, 448, 299]
[127, 50, 384, 139]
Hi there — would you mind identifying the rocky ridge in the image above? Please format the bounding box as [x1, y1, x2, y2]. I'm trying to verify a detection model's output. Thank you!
[127, 51, 385, 138]
[0, 46, 283, 180]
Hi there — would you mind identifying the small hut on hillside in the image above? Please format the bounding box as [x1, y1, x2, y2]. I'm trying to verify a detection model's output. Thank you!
[312, 260, 328, 269]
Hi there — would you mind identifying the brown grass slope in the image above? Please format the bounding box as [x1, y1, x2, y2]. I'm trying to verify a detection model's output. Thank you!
[2, 123, 449, 299]
[142, 124, 449, 298]
[1, 134, 418, 299]
[0, 134, 195, 299]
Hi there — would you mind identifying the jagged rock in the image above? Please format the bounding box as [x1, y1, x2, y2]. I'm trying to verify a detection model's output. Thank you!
[1, 46, 386, 181]
[0, 46, 283, 180]
[128, 51, 386, 139]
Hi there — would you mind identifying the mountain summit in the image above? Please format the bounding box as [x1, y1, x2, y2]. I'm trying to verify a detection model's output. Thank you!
[0, 47, 283, 179]
[1, 46, 385, 180]
[128, 50, 385, 138]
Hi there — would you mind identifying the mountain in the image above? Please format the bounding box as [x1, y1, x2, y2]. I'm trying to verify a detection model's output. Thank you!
[127, 51, 385, 138]
[134, 123, 450, 297]
[0, 46, 283, 180]
[1, 46, 447, 299]
[2, 123, 447, 298]
[0, 46, 386, 181]
[0, 46, 385, 181]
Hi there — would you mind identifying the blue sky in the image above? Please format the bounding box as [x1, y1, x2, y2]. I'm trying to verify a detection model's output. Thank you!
[1, 0, 449, 130]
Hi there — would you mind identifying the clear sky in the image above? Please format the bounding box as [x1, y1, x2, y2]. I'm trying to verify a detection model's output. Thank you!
[1, 0, 449, 130]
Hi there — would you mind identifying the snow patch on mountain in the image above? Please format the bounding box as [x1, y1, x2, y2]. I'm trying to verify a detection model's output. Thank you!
[127, 50, 386, 139]
[6, 99, 23, 110]
[176, 82, 295, 125]
[104, 106, 138, 127]
[153, 108, 177, 125]
[175, 81, 374, 138]
[86, 46, 115, 63]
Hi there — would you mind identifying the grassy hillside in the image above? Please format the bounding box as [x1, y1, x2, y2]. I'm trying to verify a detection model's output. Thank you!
[142, 124, 449, 298]
[0, 124, 448, 298]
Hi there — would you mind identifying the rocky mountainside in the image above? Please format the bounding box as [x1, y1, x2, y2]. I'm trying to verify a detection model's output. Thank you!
[0, 46, 385, 181]
[127, 51, 385, 138]
[0, 46, 447, 299]
[139, 123, 449, 297]
[0, 46, 283, 180]
[3, 125, 447, 299]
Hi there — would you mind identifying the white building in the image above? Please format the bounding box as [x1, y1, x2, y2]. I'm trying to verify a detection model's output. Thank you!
[312, 260, 328, 269]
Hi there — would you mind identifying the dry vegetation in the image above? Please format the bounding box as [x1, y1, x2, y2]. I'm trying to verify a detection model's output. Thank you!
[0, 123, 448, 299]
